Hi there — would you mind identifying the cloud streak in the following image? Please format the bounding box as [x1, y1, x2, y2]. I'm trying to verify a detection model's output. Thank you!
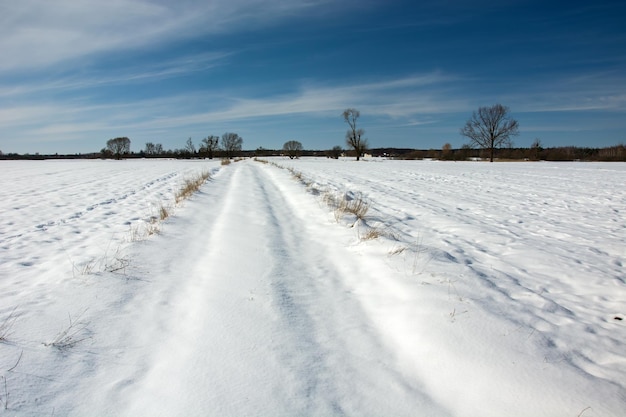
[0, 0, 345, 73]
[0, 51, 232, 98]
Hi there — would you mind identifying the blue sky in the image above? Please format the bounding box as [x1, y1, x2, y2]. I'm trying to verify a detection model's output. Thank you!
[1, 0, 625, 154]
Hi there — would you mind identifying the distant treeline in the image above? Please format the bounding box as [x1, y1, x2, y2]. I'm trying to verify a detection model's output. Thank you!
[1, 144, 625, 162]
[383, 144, 626, 162]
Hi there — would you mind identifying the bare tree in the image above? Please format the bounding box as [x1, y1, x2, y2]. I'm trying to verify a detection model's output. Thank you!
[106, 137, 131, 159]
[328, 145, 343, 159]
[185, 137, 196, 156]
[144, 142, 163, 156]
[221, 132, 243, 158]
[441, 142, 452, 160]
[144, 142, 156, 155]
[343, 108, 368, 161]
[460, 104, 519, 162]
[530, 138, 542, 161]
[200, 135, 220, 159]
[283, 140, 303, 159]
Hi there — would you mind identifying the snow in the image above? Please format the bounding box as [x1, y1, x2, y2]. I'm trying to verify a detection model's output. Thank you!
[1, 157, 625, 416]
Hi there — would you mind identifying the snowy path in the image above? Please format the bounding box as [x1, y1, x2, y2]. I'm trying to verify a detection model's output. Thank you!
[90, 160, 448, 416]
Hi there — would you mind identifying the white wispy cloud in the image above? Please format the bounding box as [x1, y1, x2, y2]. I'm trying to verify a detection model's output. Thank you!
[1, 0, 168, 71]
[506, 71, 626, 113]
[189, 73, 463, 122]
[0, 0, 346, 73]
[0, 51, 232, 98]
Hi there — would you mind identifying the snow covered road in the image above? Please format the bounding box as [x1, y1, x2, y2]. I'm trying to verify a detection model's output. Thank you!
[106, 160, 447, 416]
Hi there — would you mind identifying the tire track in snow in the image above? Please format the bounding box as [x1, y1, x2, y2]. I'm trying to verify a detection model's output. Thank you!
[115, 160, 449, 416]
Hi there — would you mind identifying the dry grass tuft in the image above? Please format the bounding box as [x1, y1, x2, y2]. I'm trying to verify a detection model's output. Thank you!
[175, 171, 211, 203]
[388, 245, 408, 255]
[129, 221, 161, 242]
[345, 197, 369, 219]
[388, 235, 430, 275]
[323, 191, 369, 224]
[79, 258, 97, 275]
[126, 171, 208, 244]
[104, 245, 131, 274]
[45, 310, 90, 350]
[359, 224, 399, 241]
[221, 158, 231, 165]
[337, 192, 369, 221]
[158, 204, 169, 221]
[360, 227, 383, 241]
[287, 167, 303, 181]
[0, 307, 18, 343]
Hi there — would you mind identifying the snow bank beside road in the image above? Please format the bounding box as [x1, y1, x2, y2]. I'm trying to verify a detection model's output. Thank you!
[277, 158, 626, 415]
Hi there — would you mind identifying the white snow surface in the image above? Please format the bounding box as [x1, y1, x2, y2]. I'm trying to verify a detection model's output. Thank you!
[0, 157, 624, 416]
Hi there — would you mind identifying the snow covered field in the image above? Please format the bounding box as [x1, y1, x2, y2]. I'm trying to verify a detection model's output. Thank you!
[1, 157, 624, 416]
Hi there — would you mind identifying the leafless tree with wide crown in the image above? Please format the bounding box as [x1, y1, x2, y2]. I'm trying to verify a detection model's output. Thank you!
[343, 108, 368, 161]
[460, 104, 519, 162]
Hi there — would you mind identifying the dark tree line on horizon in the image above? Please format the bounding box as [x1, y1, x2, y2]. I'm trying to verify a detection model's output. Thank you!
[97, 133, 244, 160]
[3, 143, 624, 162]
